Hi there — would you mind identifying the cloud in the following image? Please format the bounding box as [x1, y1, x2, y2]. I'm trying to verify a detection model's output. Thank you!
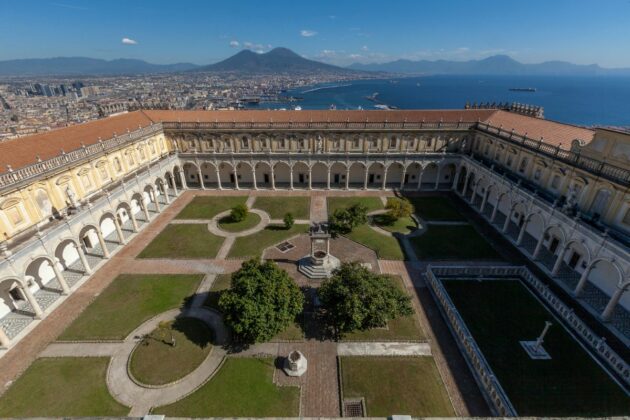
[121, 37, 137, 45]
[361, 45, 369, 51]
[229, 40, 240, 48]
[50, 2, 88, 10]
[300, 29, 317, 37]
[241, 41, 271, 53]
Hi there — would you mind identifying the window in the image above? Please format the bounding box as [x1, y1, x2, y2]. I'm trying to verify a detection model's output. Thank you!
[126, 153, 134, 166]
[590, 189, 611, 218]
[81, 173, 92, 189]
[370, 139, 378, 148]
[427, 138, 433, 147]
[300, 139, 307, 149]
[241, 136, 249, 149]
[623, 208, 630, 225]
[506, 156, 513, 167]
[6, 206, 24, 226]
[138, 147, 146, 160]
[150, 141, 156, 154]
[113, 158, 122, 172]
[279, 139, 287, 149]
[98, 165, 108, 181]
[534, 169, 541, 180]
[389, 137, 398, 149]
[519, 158, 528, 173]
[353, 138, 361, 149]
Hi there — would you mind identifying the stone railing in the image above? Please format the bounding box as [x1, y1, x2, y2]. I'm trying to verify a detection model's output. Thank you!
[429, 265, 630, 388]
[0, 123, 163, 191]
[162, 120, 476, 131]
[475, 123, 630, 185]
[425, 266, 517, 416]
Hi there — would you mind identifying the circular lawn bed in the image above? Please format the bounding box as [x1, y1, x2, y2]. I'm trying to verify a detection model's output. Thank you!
[129, 317, 214, 386]
[218, 212, 261, 233]
[371, 214, 417, 234]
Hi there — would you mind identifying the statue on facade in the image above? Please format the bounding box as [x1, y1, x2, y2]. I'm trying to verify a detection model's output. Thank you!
[66, 186, 80, 211]
[562, 184, 578, 215]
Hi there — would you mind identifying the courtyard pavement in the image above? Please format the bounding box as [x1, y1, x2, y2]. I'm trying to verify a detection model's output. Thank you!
[0, 189, 498, 417]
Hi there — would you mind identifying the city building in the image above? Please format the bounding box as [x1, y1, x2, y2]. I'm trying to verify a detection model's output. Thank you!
[0, 108, 628, 350]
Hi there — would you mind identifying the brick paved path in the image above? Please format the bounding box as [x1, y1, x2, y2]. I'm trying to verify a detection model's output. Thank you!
[309, 192, 328, 223]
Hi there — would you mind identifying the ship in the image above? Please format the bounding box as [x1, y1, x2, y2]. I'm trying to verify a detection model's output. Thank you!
[365, 92, 379, 102]
[509, 87, 537, 92]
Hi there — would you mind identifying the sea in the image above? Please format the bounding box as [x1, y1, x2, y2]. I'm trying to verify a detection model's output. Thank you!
[253, 75, 630, 127]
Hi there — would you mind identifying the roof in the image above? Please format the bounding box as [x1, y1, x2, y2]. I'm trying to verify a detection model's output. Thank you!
[142, 109, 495, 123]
[480, 110, 595, 150]
[0, 111, 153, 174]
[0, 108, 595, 174]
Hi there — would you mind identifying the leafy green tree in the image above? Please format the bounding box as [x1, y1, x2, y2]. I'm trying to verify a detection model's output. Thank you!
[318, 262, 413, 337]
[385, 197, 413, 220]
[219, 259, 304, 344]
[230, 204, 248, 222]
[283, 212, 295, 229]
[329, 203, 368, 236]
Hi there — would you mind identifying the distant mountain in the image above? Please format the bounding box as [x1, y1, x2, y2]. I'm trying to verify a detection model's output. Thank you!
[0, 57, 199, 76]
[193, 47, 360, 75]
[348, 55, 630, 76]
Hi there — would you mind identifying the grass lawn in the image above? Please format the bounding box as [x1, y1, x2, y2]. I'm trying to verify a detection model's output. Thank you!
[272, 318, 305, 342]
[346, 223, 404, 260]
[59, 274, 203, 341]
[0, 358, 128, 417]
[372, 214, 417, 234]
[228, 224, 309, 258]
[342, 276, 425, 341]
[175, 196, 248, 219]
[409, 225, 500, 260]
[340, 356, 454, 417]
[444, 279, 630, 416]
[254, 196, 310, 219]
[154, 357, 300, 417]
[138, 224, 224, 259]
[328, 196, 384, 215]
[407, 196, 466, 221]
[129, 317, 214, 386]
[204, 274, 232, 310]
[218, 212, 261, 232]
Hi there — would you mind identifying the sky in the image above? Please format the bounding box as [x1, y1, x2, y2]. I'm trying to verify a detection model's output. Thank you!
[1, 0, 630, 67]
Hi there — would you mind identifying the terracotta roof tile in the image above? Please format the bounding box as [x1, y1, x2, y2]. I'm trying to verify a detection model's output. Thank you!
[481, 110, 595, 150]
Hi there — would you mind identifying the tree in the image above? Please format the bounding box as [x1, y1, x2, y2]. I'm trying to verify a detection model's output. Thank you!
[230, 204, 248, 222]
[317, 262, 413, 337]
[283, 212, 294, 229]
[329, 203, 368, 236]
[219, 259, 304, 344]
[385, 197, 413, 220]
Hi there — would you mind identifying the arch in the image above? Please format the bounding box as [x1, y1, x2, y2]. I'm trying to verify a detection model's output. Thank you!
[542, 224, 566, 256]
[172, 165, 183, 188]
[348, 162, 366, 188]
[255, 162, 273, 189]
[456, 165, 468, 192]
[78, 224, 104, 256]
[198, 162, 218, 189]
[438, 163, 457, 188]
[366, 162, 385, 188]
[236, 162, 254, 188]
[24, 255, 58, 290]
[216, 161, 235, 188]
[523, 211, 545, 238]
[420, 162, 439, 190]
[310, 162, 328, 188]
[563, 240, 592, 270]
[99, 211, 118, 242]
[386, 162, 404, 188]
[0, 277, 27, 317]
[53, 238, 82, 271]
[182, 162, 201, 188]
[582, 258, 627, 310]
[272, 162, 291, 189]
[329, 162, 347, 188]
[292, 162, 310, 189]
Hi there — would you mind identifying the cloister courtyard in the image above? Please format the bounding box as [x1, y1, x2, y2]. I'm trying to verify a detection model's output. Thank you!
[0, 190, 627, 417]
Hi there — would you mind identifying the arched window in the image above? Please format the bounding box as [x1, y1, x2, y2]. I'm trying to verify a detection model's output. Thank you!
[138, 147, 146, 160]
[113, 157, 122, 173]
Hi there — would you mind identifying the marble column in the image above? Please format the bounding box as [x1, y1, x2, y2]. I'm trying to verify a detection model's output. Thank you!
[601, 287, 625, 321]
[216, 169, 223, 190]
[233, 169, 240, 190]
[326, 168, 331, 190]
[198, 169, 206, 190]
[74, 243, 92, 274]
[400, 168, 407, 190]
[532, 234, 545, 259]
[141, 199, 151, 222]
[252, 167, 258, 190]
[363, 167, 369, 190]
[22, 285, 43, 319]
[96, 228, 110, 258]
[114, 216, 126, 244]
[574, 267, 591, 297]
[551, 247, 567, 276]
[345, 169, 350, 190]
[308, 168, 313, 190]
[51, 258, 71, 295]
[0, 327, 10, 347]
[381, 169, 387, 190]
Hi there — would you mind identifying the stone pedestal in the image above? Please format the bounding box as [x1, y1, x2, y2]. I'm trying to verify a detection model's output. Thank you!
[283, 350, 308, 377]
[520, 340, 551, 360]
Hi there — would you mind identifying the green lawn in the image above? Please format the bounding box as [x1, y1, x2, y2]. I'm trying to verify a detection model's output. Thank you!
[409, 225, 501, 260]
[154, 358, 300, 417]
[444, 279, 630, 416]
[138, 224, 224, 259]
[254, 196, 310, 219]
[175, 196, 248, 219]
[342, 276, 425, 341]
[340, 356, 455, 417]
[59, 274, 203, 341]
[129, 317, 214, 386]
[328, 196, 384, 214]
[272, 319, 305, 342]
[218, 212, 261, 232]
[407, 196, 466, 221]
[228, 224, 309, 258]
[0, 358, 128, 417]
[204, 274, 232, 311]
[346, 223, 405, 260]
[372, 214, 417, 234]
